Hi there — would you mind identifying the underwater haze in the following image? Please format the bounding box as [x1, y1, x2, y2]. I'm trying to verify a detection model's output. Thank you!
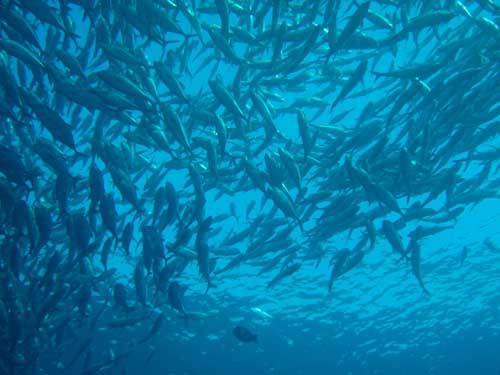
[1, 0, 500, 374]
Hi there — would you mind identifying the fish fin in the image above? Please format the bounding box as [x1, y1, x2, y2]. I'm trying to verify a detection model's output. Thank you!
[183, 312, 189, 328]
[297, 218, 305, 233]
[138, 334, 152, 345]
[183, 33, 198, 40]
[204, 281, 217, 295]
[180, 285, 189, 296]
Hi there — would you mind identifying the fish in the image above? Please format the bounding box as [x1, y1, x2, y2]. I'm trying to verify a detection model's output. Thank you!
[134, 261, 147, 308]
[266, 186, 304, 231]
[330, 60, 368, 111]
[328, 249, 350, 292]
[108, 314, 150, 329]
[327, 2, 371, 59]
[460, 246, 468, 266]
[0, 38, 44, 71]
[0, 1, 498, 372]
[113, 283, 131, 312]
[233, 326, 257, 343]
[267, 263, 301, 288]
[195, 216, 216, 293]
[139, 312, 165, 343]
[382, 220, 408, 260]
[168, 281, 188, 317]
[250, 307, 273, 320]
[407, 229, 431, 296]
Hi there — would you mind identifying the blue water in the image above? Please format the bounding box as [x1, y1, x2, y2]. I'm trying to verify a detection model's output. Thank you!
[2, 1, 500, 374]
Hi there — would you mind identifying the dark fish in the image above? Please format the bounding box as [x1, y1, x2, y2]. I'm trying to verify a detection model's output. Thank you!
[328, 249, 349, 292]
[460, 246, 468, 266]
[267, 263, 301, 288]
[113, 283, 131, 311]
[330, 60, 368, 111]
[134, 261, 147, 308]
[139, 312, 165, 343]
[0, 0, 498, 371]
[233, 326, 257, 343]
[34, 205, 53, 249]
[22, 90, 79, 152]
[327, 2, 370, 57]
[168, 281, 188, 317]
[0, 145, 35, 187]
[100, 193, 118, 238]
[407, 229, 430, 296]
[209, 77, 245, 119]
[89, 162, 105, 214]
[382, 220, 408, 260]
[195, 235, 216, 293]
[121, 221, 134, 256]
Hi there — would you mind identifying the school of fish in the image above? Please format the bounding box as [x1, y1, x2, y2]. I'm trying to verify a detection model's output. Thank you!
[1, 0, 500, 373]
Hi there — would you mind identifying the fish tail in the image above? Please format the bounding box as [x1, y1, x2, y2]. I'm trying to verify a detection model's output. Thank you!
[182, 312, 190, 328]
[372, 71, 382, 81]
[298, 219, 305, 233]
[183, 33, 198, 41]
[204, 281, 217, 295]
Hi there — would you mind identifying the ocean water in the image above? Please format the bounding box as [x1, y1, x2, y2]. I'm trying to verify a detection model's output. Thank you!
[1, 1, 500, 375]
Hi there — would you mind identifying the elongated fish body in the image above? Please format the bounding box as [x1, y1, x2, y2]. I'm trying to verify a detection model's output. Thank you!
[328, 249, 349, 291]
[134, 261, 147, 308]
[330, 60, 368, 111]
[330, 2, 370, 55]
[267, 263, 301, 288]
[209, 78, 245, 119]
[382, 220, 407, 259]
[168, 281, 188, 316]
[233, 326, 257, 343]
[407, 233, 430, 296]
[2, 0, 499, 371]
